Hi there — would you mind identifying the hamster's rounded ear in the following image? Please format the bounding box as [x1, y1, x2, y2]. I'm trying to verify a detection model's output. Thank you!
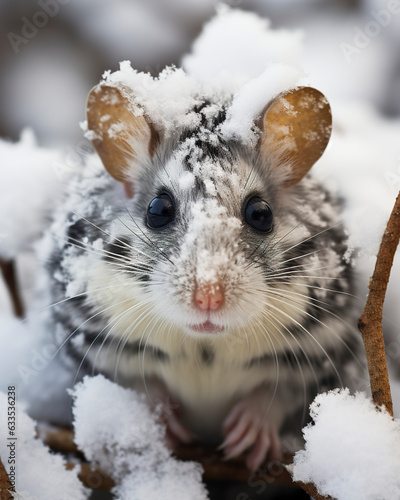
[259, 87, 332, 188]
[86, 85, 158, 182]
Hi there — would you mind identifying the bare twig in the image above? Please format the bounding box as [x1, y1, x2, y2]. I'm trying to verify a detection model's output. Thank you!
[40, 426, 297, 489]
[358, 190, 400, 416]
[0, 259, 24, 318]
[296, 481, 333, 500]
[65, 463, 115, 491]
[292, 191, 400, 500]
[65, 457, 299, 491]
[37, 425, 82, 457]
[0, 457, 12, 500]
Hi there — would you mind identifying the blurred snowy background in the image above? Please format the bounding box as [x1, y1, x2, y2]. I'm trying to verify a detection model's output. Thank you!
[0, 0, 399, 147]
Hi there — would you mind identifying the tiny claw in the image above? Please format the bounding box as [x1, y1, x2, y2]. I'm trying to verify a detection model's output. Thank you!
[269, 427, 281, 462]
[222, 449, 239, 462]
[221, 390, 283, 469]
[246, 431, 270, 471]
[222, 405, 243, 433]
[217, 441, 226, 451]
[221, 417, 251, 450]
[223, 426, 258, 460]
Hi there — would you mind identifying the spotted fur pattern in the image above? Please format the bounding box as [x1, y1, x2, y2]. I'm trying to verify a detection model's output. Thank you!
[43, 99, 365, 441]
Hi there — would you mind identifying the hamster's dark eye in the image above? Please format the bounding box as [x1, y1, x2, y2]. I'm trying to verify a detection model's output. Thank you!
[244, 197, 273, 232]
[147, 193, 175, 229]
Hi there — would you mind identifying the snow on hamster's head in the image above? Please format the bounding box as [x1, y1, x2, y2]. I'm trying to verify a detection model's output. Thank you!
[86, 74, 332, 339]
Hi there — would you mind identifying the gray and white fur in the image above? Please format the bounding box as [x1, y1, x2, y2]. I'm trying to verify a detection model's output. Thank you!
[43, 96, 364, 446]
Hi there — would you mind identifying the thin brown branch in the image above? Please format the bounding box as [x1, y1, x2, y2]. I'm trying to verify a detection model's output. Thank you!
[292, 191, 400, 500]
[40, 426, 297, 489]
[0, 457, 12, 500]
[0, 259, 24, 318]
[65, 457, 299, 492]
[174, 446, 295, 486]
[358, 190, 400, 416]
[37, 425, 82, 457]
[296, 481, 333, 500]
[65, 463, 115, 491]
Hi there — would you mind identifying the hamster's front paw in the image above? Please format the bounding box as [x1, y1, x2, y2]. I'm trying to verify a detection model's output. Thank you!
[151, 393, 194, 449]
[144, 379, 195, 449]
[221, 390, 281, 470]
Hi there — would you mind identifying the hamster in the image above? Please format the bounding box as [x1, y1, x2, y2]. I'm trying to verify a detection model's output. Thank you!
[43, 83, 364, 470]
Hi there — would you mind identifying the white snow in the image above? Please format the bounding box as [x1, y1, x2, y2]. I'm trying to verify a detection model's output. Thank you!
[182, 5, 303, 88]
[101, 62, 204, 135]
[0, 391, 88, 500]
[0, 129, 70, 261]
[292, 389, 400, 500]
[178, 170, 196, 190]
[220, 64, 305, 145]
[71, 375, 208, 500]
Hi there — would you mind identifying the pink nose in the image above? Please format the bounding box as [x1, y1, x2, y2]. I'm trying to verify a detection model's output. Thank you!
[194, 284, 224, 311]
